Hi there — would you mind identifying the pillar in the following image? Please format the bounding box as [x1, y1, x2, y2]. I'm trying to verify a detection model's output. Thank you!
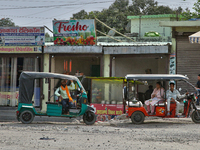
[103, 54, 110, 77]
[41, 53, 49, 112]
[50, 56, 55, 102]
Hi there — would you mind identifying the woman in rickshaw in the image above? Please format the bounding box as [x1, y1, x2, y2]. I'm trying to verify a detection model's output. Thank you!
[145, 82, 165, 115]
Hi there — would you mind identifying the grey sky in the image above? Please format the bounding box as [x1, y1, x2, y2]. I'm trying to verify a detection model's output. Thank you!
[0, 0, 196, 34]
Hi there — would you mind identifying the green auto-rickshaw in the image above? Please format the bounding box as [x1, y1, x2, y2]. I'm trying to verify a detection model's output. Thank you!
[16, 71, 96, 125]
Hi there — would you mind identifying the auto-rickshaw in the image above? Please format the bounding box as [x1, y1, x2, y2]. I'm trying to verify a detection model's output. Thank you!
[125, 74, 200, 124]
[16, 72, 96, 125]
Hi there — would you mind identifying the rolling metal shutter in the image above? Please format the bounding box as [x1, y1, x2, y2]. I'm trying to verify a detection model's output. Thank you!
[176, 35, 200, 92]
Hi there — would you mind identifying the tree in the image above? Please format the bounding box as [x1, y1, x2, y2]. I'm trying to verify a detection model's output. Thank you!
[45, 32, 50, 38]
[0, 18, 15, 27]
[181, 0, 200, 20]
[72, 0, 178, 35]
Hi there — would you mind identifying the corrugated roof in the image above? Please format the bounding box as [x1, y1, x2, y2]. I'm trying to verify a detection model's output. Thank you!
[97, 42, 171, 46]
[127, 14, 181, 19]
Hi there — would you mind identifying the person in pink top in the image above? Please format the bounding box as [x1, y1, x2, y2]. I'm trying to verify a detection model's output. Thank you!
[145, 82, 165, 115]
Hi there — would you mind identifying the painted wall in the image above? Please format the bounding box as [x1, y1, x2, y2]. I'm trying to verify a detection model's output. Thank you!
[114, 56, 167, 77]
[131, 17, 174, 37]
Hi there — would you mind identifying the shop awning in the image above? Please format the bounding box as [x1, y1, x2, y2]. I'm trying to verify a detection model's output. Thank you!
[189, 31, 200, 44]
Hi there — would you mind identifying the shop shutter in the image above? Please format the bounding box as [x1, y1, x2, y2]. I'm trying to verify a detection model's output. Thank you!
[176, 35, 200, 92]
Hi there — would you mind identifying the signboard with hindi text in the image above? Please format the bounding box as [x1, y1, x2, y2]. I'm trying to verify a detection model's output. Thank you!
[0, 46, 42, 53]
[53, 19, 96, 46]
[0, 27, 45, 46]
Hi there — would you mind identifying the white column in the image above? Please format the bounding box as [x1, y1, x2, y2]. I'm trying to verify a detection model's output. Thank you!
[41, 54, 49, 112]
[103, 54, 110, 77]
[50, 56, 55, 102]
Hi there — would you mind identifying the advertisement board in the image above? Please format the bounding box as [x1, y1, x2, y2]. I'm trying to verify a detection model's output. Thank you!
[90, 103, 124, 121]
[53, 19, 96, 46]
[0, 46, 42, 53]
[0, 27, 45, 46]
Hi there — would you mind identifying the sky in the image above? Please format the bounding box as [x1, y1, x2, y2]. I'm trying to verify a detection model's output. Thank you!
[0, 0, 196, 35]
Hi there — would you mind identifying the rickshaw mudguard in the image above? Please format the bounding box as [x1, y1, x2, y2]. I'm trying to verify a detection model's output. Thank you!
[128, 106, 148, 117]
[78, 104, 88, 116]
[18, 103, 37, 115]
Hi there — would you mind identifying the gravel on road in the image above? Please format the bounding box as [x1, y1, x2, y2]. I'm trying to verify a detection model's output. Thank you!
[0, 118, 200, 150]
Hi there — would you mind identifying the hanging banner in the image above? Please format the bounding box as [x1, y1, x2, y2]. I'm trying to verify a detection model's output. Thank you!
[0, 27, 45, 46]
[53, 19, 96, 46]
[0, 46, 42, 53]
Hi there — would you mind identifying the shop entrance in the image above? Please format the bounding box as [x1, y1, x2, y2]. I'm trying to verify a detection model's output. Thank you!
[0, 57, 40, 106]
[53, 55, 101, 77]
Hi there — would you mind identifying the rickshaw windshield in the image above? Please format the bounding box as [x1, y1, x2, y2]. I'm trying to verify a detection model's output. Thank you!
[18, 71, 84, 104]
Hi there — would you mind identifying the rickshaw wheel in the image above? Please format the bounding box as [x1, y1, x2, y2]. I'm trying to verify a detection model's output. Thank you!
[83, 111, 96, 125]
[20, 110, 34, 124]
[131, 111, 145, 124]
[191, 110, 200, 123]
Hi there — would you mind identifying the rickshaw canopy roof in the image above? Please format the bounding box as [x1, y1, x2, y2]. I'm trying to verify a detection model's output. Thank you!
[20, 71, 78, 81]
[125, 74, 189, 81]
[19, 72, 79, 104]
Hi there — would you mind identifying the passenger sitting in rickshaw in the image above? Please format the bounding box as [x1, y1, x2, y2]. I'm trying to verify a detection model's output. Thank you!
[55, 80, 75, 114]
[145, 82, 165, 115]
[166, 81, 188, 117]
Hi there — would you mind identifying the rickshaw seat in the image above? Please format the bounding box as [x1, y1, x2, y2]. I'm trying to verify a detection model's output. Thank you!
[46, 102, 59, 105]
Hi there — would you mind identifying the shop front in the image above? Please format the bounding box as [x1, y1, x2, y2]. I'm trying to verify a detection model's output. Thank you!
[44, 45, 103, 103]
[45, 46, 103, 77]
[102, 43, 171, 95]
[0, 46, 43, 106]
[0, 26, 45, 106]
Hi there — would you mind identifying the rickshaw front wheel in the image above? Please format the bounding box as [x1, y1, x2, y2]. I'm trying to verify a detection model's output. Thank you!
[20, 110, 34, 124]
[131, 111, 145, 124]
[191, 110, 200, 123]
[83, 111, 96, 125]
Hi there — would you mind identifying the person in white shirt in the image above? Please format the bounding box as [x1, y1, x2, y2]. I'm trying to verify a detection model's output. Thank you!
[166, 81, 188, 116]
[55, 80, 75, 114]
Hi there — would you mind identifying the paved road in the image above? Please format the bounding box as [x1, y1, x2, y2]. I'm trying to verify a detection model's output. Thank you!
[0, 118, 200, 150]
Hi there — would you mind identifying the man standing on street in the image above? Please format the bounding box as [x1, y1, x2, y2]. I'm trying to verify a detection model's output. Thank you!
[195, 74, 200, 105]
[55, 79, 75, 114]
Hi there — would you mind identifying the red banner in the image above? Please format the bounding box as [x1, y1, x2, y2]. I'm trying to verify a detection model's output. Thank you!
[90, 103, 124, 115]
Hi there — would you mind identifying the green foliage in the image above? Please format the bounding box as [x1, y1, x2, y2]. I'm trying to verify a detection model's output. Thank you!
[72, 0, 178, 35]
[181, 0, 200, 20]
[0, 18, 15, 27]
[45, 32, 50, 38]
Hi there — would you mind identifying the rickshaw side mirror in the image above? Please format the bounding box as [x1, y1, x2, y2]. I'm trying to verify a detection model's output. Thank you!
[77, 87, 83, 93]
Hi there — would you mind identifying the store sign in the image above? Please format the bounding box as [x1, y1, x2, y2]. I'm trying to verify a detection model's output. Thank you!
[0, 92, 19, 100]
[0, 27, 45, 46]
[53, 19, 96, 46]
[91, 103, 124, 115]
[90, 103, 124, 121]
[0, 46, 42, 53]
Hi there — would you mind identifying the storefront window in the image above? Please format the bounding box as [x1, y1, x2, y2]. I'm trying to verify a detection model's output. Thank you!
[0, 57, 40, 106]
[91, 79, 123, 104]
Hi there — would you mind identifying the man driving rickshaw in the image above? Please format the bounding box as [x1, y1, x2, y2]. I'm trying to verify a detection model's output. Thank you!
[55, 79, 75, 114]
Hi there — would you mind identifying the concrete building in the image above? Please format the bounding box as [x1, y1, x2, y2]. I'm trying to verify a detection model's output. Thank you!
[160, 21, 200, 91]
[127, 14, 180, 37]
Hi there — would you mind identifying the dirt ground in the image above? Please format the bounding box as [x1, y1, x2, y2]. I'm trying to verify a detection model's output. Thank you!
[0, 118, 200, 150]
